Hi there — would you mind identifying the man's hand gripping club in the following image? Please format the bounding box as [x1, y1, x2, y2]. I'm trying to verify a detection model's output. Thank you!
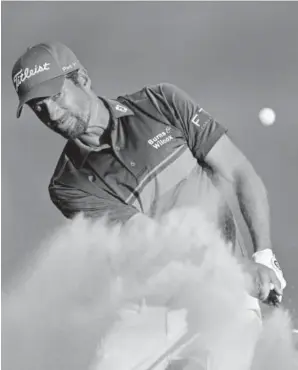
[244, 249, 287, 306]
[252, 249, 287, 306]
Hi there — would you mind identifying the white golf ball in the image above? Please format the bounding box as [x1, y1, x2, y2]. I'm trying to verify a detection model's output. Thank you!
[259, 108, 276, 126]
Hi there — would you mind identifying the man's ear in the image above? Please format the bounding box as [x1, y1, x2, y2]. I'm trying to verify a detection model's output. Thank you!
[77, 68, 91, 90]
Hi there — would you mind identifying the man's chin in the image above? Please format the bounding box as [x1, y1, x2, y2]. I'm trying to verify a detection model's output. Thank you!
[65, 122, 88, 140]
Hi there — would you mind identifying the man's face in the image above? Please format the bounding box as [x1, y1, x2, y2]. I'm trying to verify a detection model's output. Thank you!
[27, 75, 92, 140]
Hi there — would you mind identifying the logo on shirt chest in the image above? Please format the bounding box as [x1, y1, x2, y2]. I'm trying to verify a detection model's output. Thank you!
[147, 127, 173, 149]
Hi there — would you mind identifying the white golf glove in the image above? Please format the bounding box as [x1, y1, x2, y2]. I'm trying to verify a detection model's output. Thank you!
[252, 249, 287, 303]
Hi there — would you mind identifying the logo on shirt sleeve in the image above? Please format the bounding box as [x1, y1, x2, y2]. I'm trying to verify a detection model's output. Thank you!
[191, 108, 213, 129]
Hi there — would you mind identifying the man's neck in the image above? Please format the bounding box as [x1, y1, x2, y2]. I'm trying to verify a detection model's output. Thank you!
[79, 97, 111, 148]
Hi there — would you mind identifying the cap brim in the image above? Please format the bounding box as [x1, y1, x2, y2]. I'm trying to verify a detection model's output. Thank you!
[16, 75, 65, 118]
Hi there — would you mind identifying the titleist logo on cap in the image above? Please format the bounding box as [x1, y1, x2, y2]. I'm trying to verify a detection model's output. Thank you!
[13, 62, 51, 92]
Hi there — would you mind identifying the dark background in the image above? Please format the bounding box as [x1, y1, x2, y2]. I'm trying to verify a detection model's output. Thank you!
[2, 1, 298, 322]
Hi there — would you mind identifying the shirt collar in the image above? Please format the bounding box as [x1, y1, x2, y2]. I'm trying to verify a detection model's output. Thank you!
[64, 96, 133, 169]
[100, 96, 134, 119]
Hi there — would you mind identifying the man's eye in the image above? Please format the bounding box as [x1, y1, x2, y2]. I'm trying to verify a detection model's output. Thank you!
[52, 92, 62, 101]
[35, 103, 42, 112]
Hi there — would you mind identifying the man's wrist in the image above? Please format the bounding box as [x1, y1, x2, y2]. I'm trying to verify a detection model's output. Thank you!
[253, 242, 272, 254]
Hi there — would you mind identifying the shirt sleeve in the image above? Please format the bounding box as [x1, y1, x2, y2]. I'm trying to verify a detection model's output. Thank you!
[49, 184, 140, 225]
[147, 83, 228, 160]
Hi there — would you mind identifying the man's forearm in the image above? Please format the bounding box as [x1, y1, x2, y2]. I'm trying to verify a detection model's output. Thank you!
[235, 163, 272, 253]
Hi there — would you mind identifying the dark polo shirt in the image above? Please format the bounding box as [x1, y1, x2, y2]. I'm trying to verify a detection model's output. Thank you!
[49, 83, 245, 254]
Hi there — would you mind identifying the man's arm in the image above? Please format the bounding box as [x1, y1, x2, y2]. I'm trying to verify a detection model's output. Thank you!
[205, 134, 286, 302]
[204, 134, 271, 253]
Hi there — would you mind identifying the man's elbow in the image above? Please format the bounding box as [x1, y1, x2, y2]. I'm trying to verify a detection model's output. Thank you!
[233, 160, 267, 195]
